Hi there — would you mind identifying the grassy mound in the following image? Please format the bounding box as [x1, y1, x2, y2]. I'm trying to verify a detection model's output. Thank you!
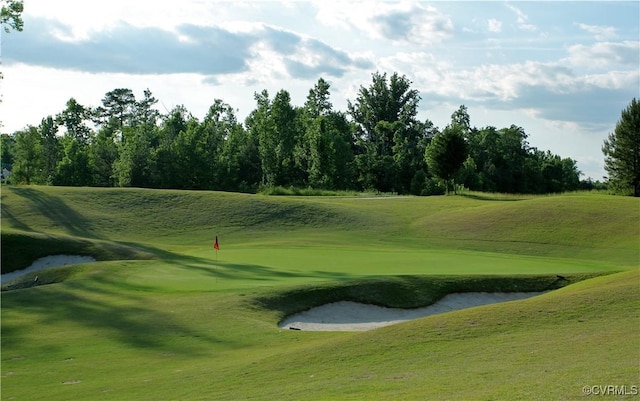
[0, 231, 154, 274]
[1, 186, 637, 400]
[254, 273, 602, 318]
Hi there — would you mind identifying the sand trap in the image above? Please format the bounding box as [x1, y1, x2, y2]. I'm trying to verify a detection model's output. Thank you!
[1, 255, 96, 284]
[279, 292, 544, 331]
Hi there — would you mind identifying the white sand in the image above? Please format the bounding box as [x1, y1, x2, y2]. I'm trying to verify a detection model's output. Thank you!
[279, 292, 544, 331]
[1, 255, 96, 284]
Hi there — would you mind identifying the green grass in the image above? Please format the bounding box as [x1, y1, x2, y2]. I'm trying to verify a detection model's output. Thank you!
[258, 185, 366, 196]
[1, 186, 638, 400]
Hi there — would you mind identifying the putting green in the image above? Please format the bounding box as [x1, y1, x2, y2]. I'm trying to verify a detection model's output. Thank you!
[122, 247, 617, 292]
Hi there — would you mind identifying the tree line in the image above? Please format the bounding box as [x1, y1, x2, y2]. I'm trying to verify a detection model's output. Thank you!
[1, 72, 584, 194]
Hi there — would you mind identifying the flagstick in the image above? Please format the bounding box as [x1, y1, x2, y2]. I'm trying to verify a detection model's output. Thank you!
[214, 235, 219, 283]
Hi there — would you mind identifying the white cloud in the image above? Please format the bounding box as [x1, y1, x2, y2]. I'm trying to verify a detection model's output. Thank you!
[24, 0, 214, 39]
[506, 4, 537, 32]
[577, 23, 617, 41]
[582, 70, 640, 91]
[567, 41, 640, 69]
[487, 19, 502, 33]
[314, 1, 453, 46]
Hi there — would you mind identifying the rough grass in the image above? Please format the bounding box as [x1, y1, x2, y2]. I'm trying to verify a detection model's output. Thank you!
[1, 186, 638, 400]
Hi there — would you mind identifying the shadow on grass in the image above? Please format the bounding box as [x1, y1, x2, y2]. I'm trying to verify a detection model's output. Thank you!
[0, 203, 33, 232]
[112, 243, 363, 285]
[1, 233, 155, 275]
[10, 187, 104, 239]
[1, 274, 232, 355]
[459, 193, 524, 202]
[146, 252, 362, 284]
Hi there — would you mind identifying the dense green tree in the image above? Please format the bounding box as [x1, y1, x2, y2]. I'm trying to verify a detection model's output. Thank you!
[1, 133, 15, 167]
[457, 156, 480, 190]
[247, 90, 302, 187]
[305, 77, 333, 119]
[56, 98, 92, 145]
[425, 124, 468, 194]
[220, 122, 260, 192]
[450, 105, 471, 137]
[246, 90, 276, 186]
[393, 119, 430, 193]
[271, 90, 303, 186]
[496, 125, 530, 192]
[539, 151, 580, 193]
[349, 72, 421, 156]
[135, 89, 160, 127]
[603, 98, 640, 196]
[1, 0, 23, 32]
[5, 81, 587, 195]
[300, 78, 354, 189]
[11, 126, 42, 184]
[39, 116, 61, 184]
[95, 88, 137, 130]
[348, 72, 424, 192]
[170, 120, 204, 189]
[151, 105, 192, 188]
[305, 111, 354, 189]
[54, 100, 94, 186]
[198, 100, 240, 189]
[55, 137, 92, 186]
[460, 119, 581, 194]
[113, 125, 155, 187]
[88, 127, 119, 187]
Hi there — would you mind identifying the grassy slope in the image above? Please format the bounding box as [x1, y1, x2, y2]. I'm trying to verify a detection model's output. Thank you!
[1, 186, 639, 400]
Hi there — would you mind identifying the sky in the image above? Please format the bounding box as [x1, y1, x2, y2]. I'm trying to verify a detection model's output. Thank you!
[1, 1, 639, 180]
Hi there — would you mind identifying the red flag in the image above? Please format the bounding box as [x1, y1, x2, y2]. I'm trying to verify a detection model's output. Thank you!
[214, 236, 220, 250]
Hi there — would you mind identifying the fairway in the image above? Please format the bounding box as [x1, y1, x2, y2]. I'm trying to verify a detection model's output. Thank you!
[1, 186, 638, 400]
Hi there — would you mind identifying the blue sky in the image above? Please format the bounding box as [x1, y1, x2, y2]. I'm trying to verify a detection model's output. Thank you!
[2, 0, 638, 180]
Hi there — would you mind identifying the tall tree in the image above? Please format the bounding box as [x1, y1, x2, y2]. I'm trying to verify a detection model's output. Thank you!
[56, 98, 92, 146]
[425, 124, 468, 194]
[305, 77, 332, 119]
[135, 89, 159, 127]
[271, 90, 302, 186]
[198, 99, 239, 189]
[301, 78, 354, 189]
[349, 72, 420, 156]
[1, 134, 15, 168]
[152, 105, 191, 188]
[55, 136, 92, 186]
[247, 90, 302, 187]
[11, 126, 42, 184]
[88, 127, 119, 186]
[348, 71, 423, 192]
[220, 121, 260, 192]
[451, 105, 471, 137]
[95, 88, 137, 131]
[246, 90, 276, 186]
[39, 116, 61, 183]
[603, 98, 640, 196]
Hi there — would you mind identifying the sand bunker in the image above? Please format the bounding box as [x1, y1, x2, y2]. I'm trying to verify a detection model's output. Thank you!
[1, 255, 96, 284]
[279, 292, 544, 331]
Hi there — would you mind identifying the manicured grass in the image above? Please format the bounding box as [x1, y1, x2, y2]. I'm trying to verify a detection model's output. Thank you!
[1, 186, 638, 400]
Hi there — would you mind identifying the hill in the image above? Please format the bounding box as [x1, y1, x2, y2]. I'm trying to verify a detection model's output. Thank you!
[1, 186, 638, 400]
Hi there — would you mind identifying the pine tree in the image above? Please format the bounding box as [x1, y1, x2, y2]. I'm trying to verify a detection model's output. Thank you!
[603, 98, 640, 196]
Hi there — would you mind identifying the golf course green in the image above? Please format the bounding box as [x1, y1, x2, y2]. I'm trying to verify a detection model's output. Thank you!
[1, 186, 638, 400]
